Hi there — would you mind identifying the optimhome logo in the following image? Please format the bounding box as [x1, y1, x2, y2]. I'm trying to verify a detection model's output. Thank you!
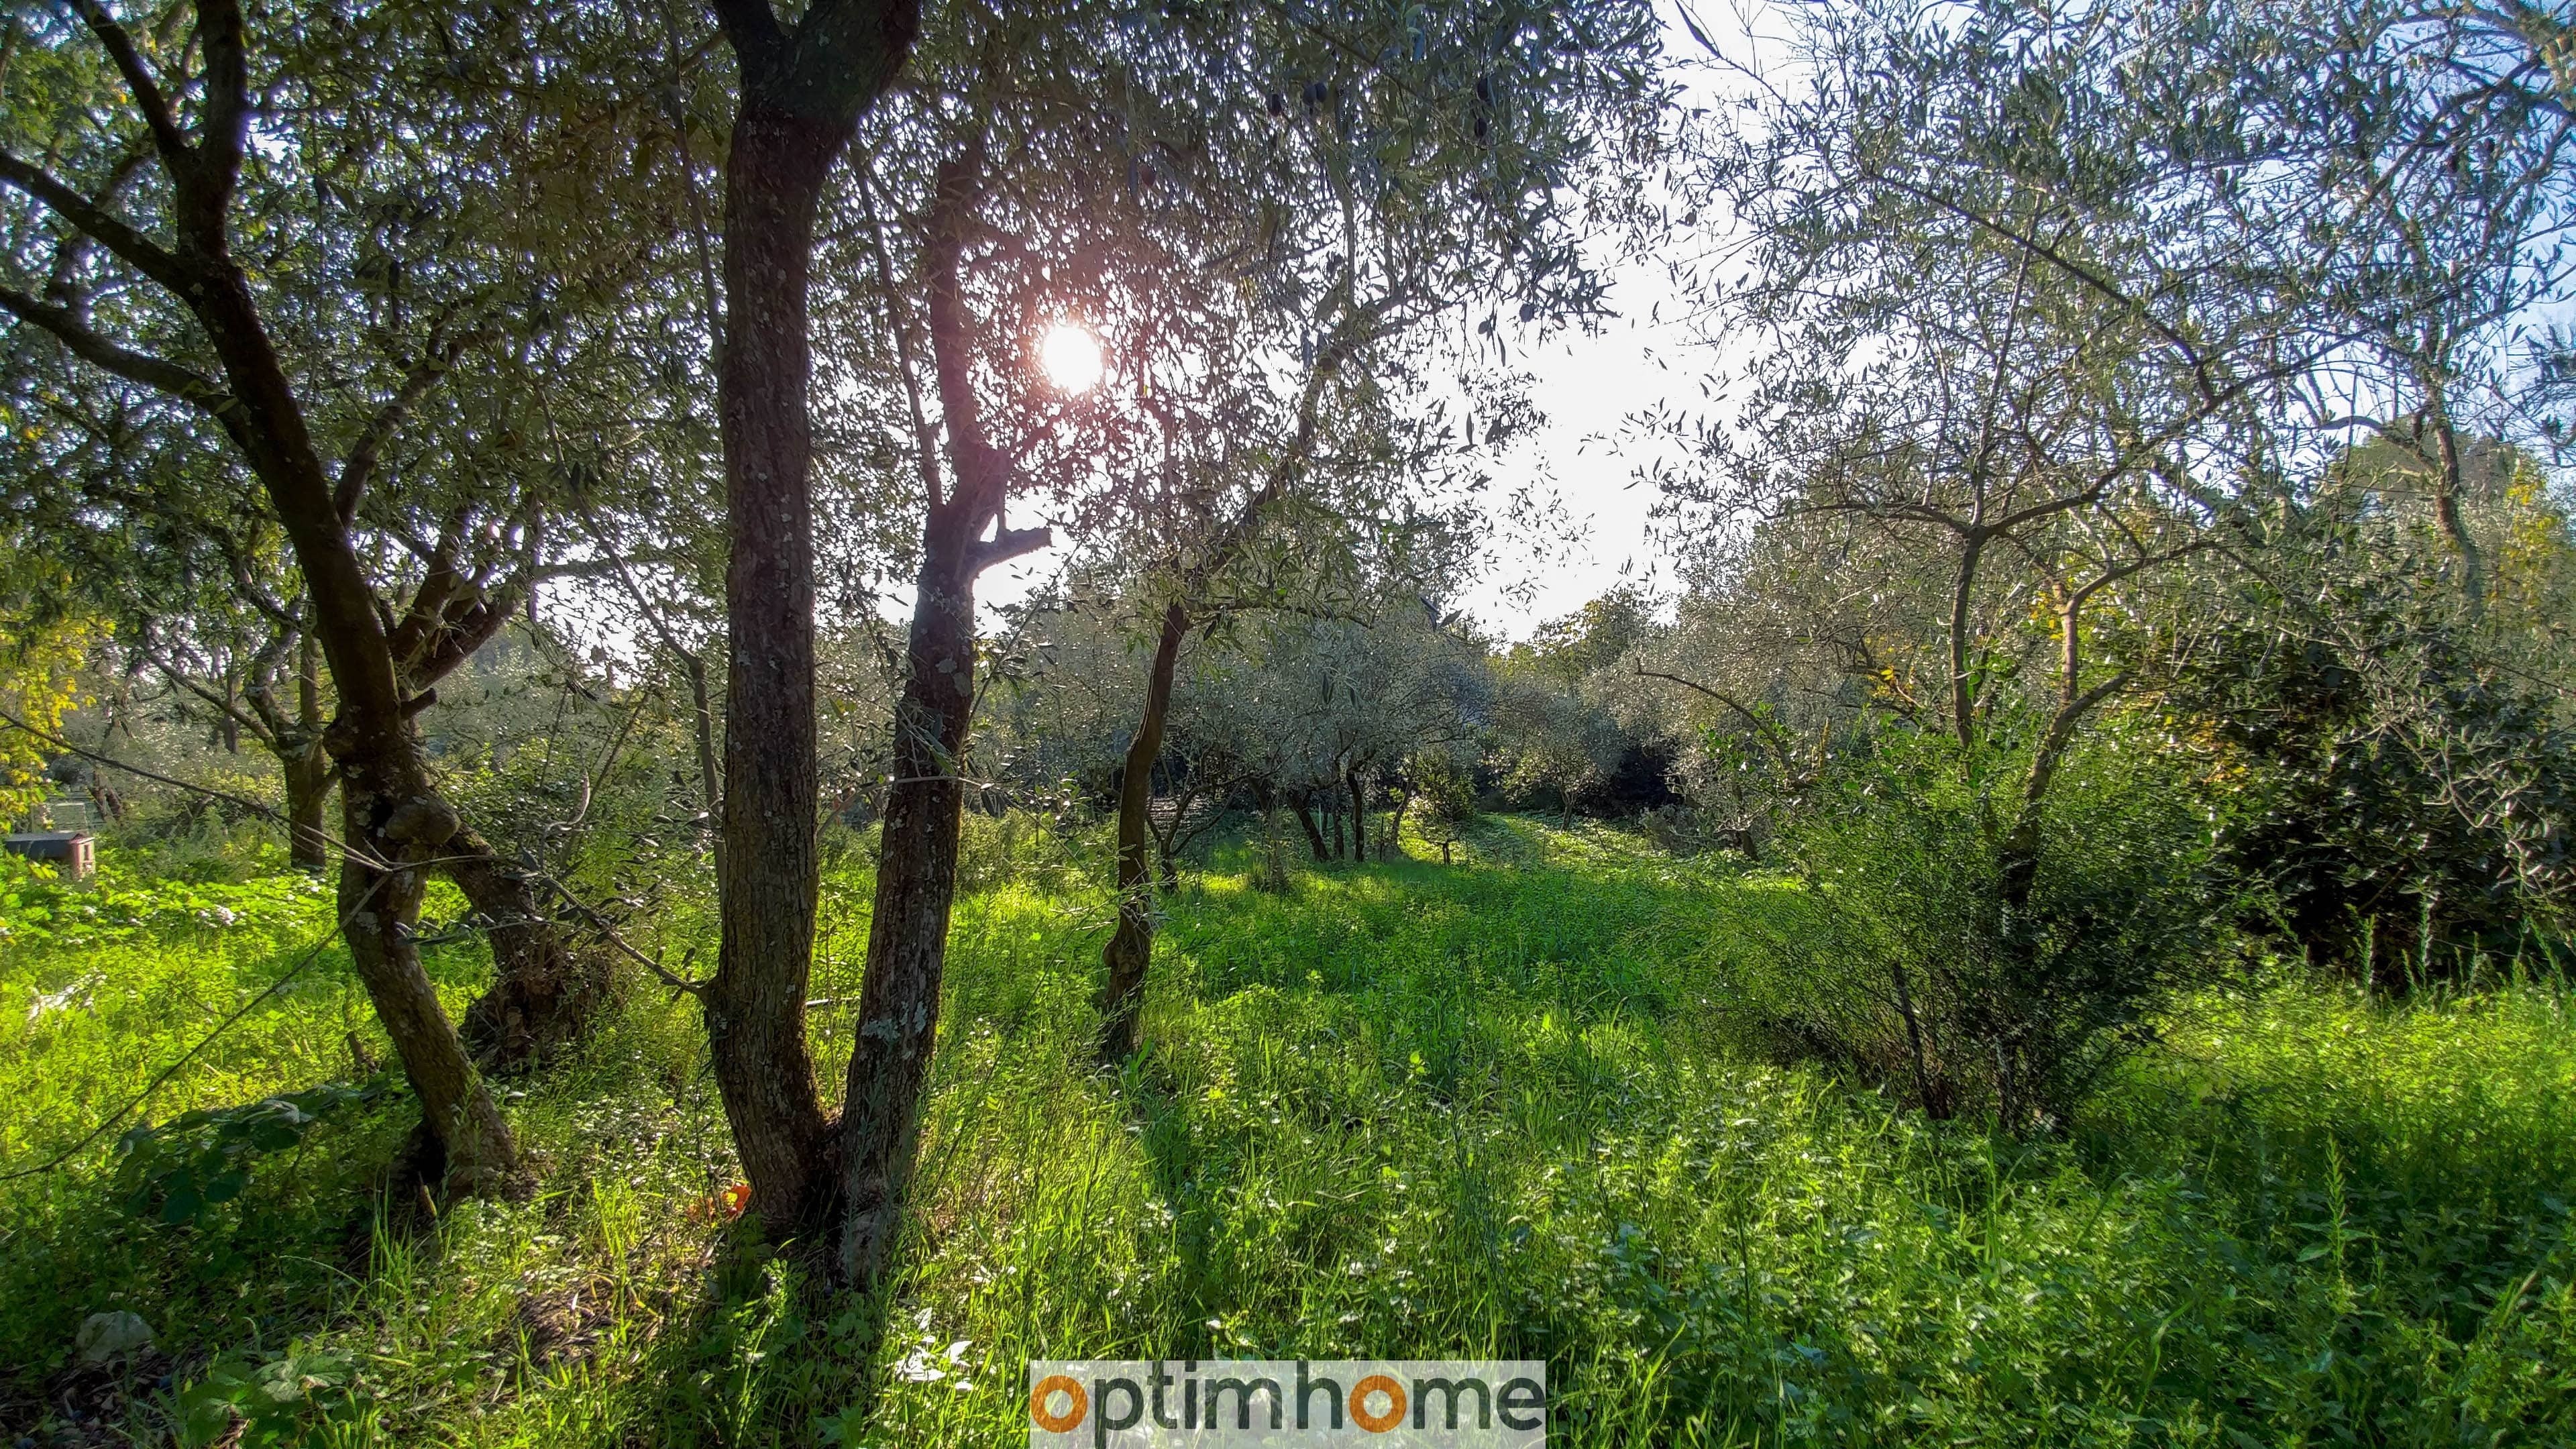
[1026, 1360, 1546, 1448]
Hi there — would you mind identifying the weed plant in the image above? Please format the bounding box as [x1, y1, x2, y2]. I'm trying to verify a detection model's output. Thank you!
[0, 818, 2569, 1445]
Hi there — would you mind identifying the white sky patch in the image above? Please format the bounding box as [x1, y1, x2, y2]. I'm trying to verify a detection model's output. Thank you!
[1456, 2, 1772, 638]
[955, 269, 1707, 643]
[1454, 269, 1701, 637]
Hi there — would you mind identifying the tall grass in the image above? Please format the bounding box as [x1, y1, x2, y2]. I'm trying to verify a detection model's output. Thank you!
[1, 819, 2569, 1445]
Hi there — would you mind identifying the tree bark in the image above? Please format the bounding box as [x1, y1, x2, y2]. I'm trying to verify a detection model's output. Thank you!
[285, 631, 331, 872]
[1097, 602, 1189, 1063]
[335, 808, 517, 1191]
[1948, 527, 1990, 752]
[1346, 769, 1368, 862]
[681, 648, 724, 875]
[698, 0, 922, 1244]
[280, 741, 333, 873]
[453, 828, 610, 1072]
[2423, 380, 2485, 622]
[839, 515, 979, 1280]
[704, 102, 845, 1233]
[1293, 798, 1330, 860]
[1998, 591, 2130, 925]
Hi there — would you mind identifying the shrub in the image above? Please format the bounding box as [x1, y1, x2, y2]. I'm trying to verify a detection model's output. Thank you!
[1702, 722, 2224, 1128]
[2162, 588, 2576, 983]
[1407, 751, 1478, 864]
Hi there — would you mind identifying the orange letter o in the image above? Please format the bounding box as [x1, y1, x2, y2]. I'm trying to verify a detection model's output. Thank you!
[1030, 1375, 1087, 1433]
[1350, 1375, 1407, 1433]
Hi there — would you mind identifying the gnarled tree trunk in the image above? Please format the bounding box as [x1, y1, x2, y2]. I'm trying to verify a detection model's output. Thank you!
[452, 828, 610, 1071]
[840, 538, 977, 1276]
[1294, 798, 1330, 860]
[0, 0, 521, 1188]
[280, 739, 333, 873]
[698, 0, 921, 1245]
[281, 630, 334, 872]
[335, 784, 516, 1191]
[704, 104, 845, 1233]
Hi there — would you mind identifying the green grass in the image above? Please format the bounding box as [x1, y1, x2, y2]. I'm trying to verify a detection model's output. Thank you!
[2, 819, 2571, 1445]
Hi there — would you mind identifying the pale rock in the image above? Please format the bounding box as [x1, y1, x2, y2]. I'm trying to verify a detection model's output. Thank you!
[74, 1311, 152, 1364]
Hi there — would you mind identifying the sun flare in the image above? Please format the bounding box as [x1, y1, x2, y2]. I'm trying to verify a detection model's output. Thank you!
[1038, 322, 1104, 394]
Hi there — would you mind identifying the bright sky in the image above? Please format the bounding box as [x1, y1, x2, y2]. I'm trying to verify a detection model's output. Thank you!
[973, 282, 1709, 640]
[1452, 269, 1704, 636]
[1456, 2, 1770, 636]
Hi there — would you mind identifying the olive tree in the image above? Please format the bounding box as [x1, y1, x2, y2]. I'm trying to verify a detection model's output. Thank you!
[0, 0, 705, 1183]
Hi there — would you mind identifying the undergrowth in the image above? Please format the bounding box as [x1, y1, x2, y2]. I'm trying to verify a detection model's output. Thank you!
[0, 818, 2569, 1445]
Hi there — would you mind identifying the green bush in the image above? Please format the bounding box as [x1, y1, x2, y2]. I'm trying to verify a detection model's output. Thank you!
[98, 810, 286, 885]
[2161, 581, 2576, 983]
[1701, 723, 2224, 1127]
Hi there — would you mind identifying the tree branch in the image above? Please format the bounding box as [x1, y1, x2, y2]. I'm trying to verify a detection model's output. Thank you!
[969, 523, 1052, 571]
[151, 659, 277, 747]
[213, 534, 305, 635]
[62, 0, 191, 174]
[1866, 168, 2221, 407]
[924, 138, 998, 515]
[0, 146, 193, 292]
[1191, 298, 1392, 581]
[859, 174, 946, 511]
[337, 343, 468, 523]
[42, 146, 149, 319]
[1985, 484, 2107, 537]
[709, 0, 786, 85]
[1633, 665, 1804, 775]
[0, 282, 240, 429]
[193, 0, 252, 205]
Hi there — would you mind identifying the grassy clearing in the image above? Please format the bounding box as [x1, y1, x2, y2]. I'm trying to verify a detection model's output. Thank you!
[2, 820, 2571, 1446]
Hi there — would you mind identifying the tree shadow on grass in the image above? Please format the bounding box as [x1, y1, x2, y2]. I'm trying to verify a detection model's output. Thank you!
[622, 1207, 918, 1449]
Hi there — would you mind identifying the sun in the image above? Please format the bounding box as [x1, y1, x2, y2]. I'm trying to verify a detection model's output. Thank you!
[1038, 322, 1104, 394]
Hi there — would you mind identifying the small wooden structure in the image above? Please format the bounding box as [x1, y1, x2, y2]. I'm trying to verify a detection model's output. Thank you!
[4, 830, 95, 879]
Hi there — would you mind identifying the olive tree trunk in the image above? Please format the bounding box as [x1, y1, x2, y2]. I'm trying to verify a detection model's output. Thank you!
[452, 828, 609, 1071]
[280, 740, 334, 873]
[698, 0, 921, 1237]
[839, 535, 979, 1276]
[1095, 602, 1189, 1063]
[836, 145, 1051, 1284]
[1294, 798, 1330, 860]
[702, 99, 846, 1235]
